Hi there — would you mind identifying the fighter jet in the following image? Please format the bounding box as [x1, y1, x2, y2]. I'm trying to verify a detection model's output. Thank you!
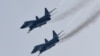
[20, 8, 56, 33]
[31, 30, 64, 56]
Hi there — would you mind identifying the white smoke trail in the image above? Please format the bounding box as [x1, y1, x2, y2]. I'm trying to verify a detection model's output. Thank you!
[59, 9, 100, 43]
[50, 0, 66, 16]
[57, 0, 66, 8]
[51, 0, 90, 22]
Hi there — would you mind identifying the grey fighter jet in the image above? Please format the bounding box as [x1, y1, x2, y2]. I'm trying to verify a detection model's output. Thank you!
[20, 8, 56, 33]
[31, 30, 64, 56]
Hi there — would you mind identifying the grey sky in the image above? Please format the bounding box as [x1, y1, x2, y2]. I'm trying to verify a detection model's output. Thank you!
[0, 0, 100, 56]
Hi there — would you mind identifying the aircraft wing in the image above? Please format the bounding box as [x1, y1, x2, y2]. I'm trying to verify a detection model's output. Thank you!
[31, 44, 44, 54]
[20, 20, 34, 29]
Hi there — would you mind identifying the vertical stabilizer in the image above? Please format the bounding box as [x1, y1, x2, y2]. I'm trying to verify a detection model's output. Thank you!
[45, 38, 48, 43]
[53, 30, 58, 39]
[36, 16, 39, 20]
[45, 8, 50, 16]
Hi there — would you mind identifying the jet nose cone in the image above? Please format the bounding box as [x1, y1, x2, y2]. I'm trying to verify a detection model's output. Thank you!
[20, 26, 24, 29]
[31, 49, 37, 54]
[20, 24, 26, 29]
[31, 51, 34, 54]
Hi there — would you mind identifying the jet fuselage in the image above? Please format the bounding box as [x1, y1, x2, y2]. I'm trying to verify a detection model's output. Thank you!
[39, 37, 59, 54]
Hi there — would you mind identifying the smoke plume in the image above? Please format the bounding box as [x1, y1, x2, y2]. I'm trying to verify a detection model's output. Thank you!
[51, 0, 90, 22]
[59, 10, 100, 43]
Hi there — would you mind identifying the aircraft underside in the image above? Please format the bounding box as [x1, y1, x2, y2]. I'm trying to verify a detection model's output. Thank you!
[36, 22, 46, 27]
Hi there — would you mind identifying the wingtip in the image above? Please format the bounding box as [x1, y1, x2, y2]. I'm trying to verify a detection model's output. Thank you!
[38, 53, 41, 56]
[27, 28, 32, 33]
[27, 31, 30, 34]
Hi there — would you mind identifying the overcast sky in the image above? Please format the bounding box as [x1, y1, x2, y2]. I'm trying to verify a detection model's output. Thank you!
[0, 0, 100, 56]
